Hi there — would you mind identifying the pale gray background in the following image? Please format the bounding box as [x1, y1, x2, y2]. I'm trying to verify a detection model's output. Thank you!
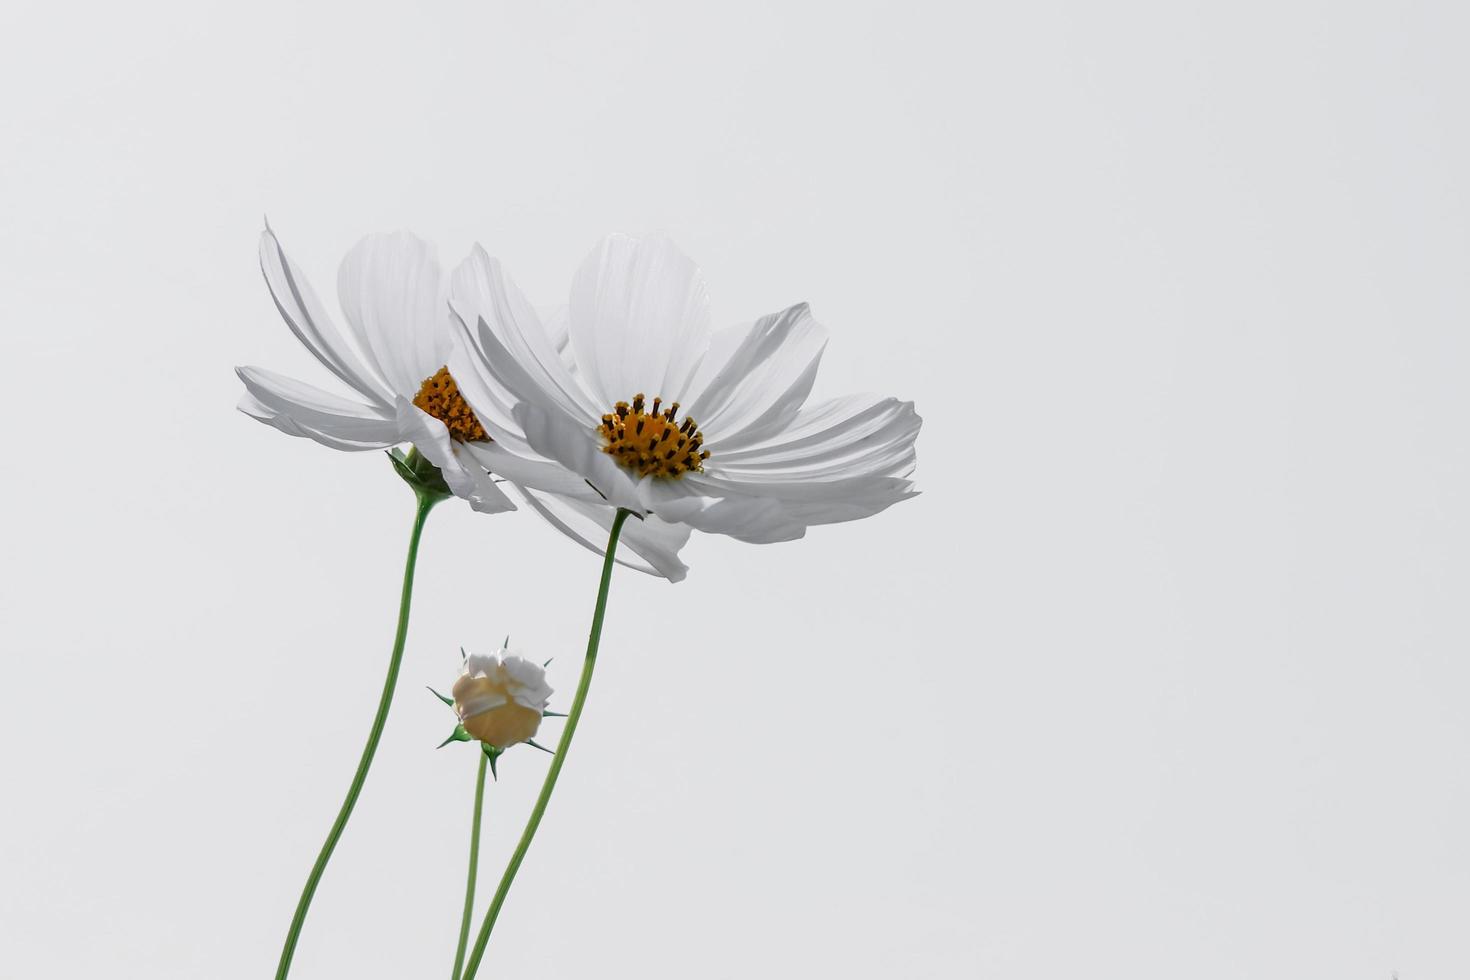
[1, 1, 1465, 978]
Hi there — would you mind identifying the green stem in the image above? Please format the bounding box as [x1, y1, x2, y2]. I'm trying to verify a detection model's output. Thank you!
[450, 750, 489, 980]
[460, 508, 631, 979]
[274, 490, 440, 980]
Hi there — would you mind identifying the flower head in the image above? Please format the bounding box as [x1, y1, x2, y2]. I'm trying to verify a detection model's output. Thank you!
[235, 226, 515, 514]
[447, 233, 921, 550]
[452, 647, 553, 749]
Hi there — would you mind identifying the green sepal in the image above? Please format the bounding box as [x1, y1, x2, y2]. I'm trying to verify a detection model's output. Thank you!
[525, 739, 554, 755]
[438, 724, 472, 749]
[427, 686, 455, 707]
[387, 447, 452, 501]
[482, 743, 503, 780]
[542, 710, 567, 718]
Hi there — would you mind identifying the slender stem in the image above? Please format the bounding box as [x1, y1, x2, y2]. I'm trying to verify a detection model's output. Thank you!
[460, 508, 631, 979]
[274, 491, 440, 980]
[450, 750, 490, 980]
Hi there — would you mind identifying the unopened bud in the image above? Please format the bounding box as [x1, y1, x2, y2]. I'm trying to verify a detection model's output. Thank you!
[451, 647, 552, 749]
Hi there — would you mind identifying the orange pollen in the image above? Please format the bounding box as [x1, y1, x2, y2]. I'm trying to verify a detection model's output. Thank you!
[412, 367, 490, 443]
[598, 393, 709, 479]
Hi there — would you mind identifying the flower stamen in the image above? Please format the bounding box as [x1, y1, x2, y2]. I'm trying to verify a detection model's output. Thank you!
[413, 366, 489, 443]
[599, 392, 709, 478]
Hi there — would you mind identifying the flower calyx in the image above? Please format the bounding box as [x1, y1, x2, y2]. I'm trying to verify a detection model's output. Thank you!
[388, 446, 452, 503]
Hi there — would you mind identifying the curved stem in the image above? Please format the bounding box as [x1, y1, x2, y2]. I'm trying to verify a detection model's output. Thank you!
[274, 491, 439, 980]
[450, 750, 490, 980]
[460, 508, 631, 979]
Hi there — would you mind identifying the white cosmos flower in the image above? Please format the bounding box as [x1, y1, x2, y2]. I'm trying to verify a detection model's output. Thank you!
[234, 226, 694, 581]
[452, 647, 553, 749]
[236, 226, 515, 514]
[445, 233, 921, 547]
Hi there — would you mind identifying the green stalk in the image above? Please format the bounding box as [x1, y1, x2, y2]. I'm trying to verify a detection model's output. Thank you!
[450, 750, 490, 980]
[274, 488, 441, 980]
[459, 508, 631, 979]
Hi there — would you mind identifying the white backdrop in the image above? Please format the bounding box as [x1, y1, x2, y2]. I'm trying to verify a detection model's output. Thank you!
[2, 2, 1466, 978]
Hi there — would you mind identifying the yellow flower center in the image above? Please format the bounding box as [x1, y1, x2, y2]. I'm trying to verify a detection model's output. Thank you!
[413, 366, 489, 443]
[599, 393, 709, 478]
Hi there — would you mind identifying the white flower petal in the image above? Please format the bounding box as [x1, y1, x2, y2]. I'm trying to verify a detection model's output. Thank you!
[515, 487, 691, 582]
[446, 332, 538, 455]
[451, 246, 600, 421]
[691, 472, 918, 528]
[501, 655, 553, 708]
[452, 310, 605, 458]
[709, 349, 823, 451]
[337, 232, 449, 397]
[683, 303, 826, 441]
[540, 305, 573, 365]
[641, 479, 804, 543]
[719, 515, 809, 544]
[258, 228, 395, 408]
[464, 648, 500, 676]
[236, 366, 399, 448]
[238, 393, 395, 452]
[711, 396, 920, 479]
[568, 234, 711, 407]
[394, 399, 517, 514]
[649, 468, 917, 540]
[236, 366, 391, 423]
[461, 441, 606, 501]
[751, 492, 918, 534]
[512, 401, 644, 514]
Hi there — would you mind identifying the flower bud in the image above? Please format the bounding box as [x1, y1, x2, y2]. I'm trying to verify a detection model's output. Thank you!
[451, 648, 552, 749]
